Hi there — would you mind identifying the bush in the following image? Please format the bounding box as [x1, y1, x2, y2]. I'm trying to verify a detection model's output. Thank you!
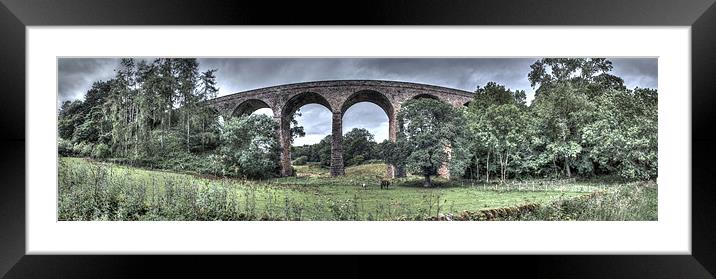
[57, 159, 252, 221]
[92, 143, 111, 159]
[72, 142, 94, 157]
[347, 154, 365, 166]
[205, 154, 226, 176]
[218, 115, 281, 179]
[292, 156, 308, 166]
[511, 182, 657, 221]
[58, 139, 76, 156]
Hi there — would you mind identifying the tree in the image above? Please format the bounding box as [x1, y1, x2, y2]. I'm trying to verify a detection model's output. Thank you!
[218, 114, 280, 179]
[528, 58, 626, 100]
[106, 58, 139, 158]
[472, 81, 526, 108]
[465, 82, 528, 182]
[342, 128, 377, 166]
[527, 58, 630, 178]
[531, 82, 592, 178]
[104, 58, 222, 158]
[289, 109, 306, 145]
[58, 100, 84, 140]
[396, 98, 468, 187]
[317, 135, 333, 167]
[528, 58, 615, 87]
[581, 87, 657, 179]
[58, 80, 114, 145]
[292, 144, 320, 163]
[193, 69, 220, 152]
[471, 104, 531, 183]
[377, 139, 402, 167]
[172, 59, 201, 153]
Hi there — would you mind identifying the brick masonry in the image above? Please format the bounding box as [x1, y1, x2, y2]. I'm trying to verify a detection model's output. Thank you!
[207, 80, 473, 178]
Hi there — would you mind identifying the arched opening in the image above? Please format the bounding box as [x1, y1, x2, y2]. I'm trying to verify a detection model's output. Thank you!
[282, 92, 333, 147]
[342, 102, 389, 168]
[232, 99, 271, 117]
[281, 92, 333, 176]
[292, 104, 332, 147]
[341, 90, 395, 177]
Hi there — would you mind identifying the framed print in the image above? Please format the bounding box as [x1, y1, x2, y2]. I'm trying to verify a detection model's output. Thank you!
[2, 0, 716, 278]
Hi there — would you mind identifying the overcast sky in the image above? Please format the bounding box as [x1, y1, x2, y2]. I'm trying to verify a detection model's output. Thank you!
[58, 58, 657, 146]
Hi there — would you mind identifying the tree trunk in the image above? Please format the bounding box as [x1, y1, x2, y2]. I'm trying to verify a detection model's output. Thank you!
[553, 156, 559, 176]
[201, 120, 205, 151]
[504, 151, 510, 182]
[475, 155, 480, 181]
[423, 174, 432, 187]
[564, 156, 571, 178]
[498, 153, 504, 183]
[133, 105, 138, 158]
[486, 152, 490, 183]
[186, 114, 190, 153]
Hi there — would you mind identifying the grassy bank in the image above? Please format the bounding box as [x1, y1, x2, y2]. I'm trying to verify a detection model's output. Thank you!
[58, 157, 656, 221]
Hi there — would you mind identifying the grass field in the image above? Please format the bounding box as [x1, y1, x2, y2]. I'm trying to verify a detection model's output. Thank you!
[57, 157, 657, 221]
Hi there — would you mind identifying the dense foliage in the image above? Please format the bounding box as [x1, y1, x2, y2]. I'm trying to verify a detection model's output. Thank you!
[58, 58, 281, 179]
[57, 58, 658, 222]
[461, 58, 657, 182]
[392, 98, 470, 187]
[291, 128, 384, 167]
[59, 58, 657, 184]
[216, 115, 281, 178]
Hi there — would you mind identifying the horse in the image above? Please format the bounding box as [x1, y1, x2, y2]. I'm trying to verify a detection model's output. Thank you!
[380, 178, 391, 189]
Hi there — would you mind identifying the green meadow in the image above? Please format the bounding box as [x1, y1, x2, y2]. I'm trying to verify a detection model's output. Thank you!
[58, 157, 656, 221]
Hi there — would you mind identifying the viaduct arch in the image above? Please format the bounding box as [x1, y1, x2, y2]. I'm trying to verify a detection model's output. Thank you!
[207, 80, 473, 177]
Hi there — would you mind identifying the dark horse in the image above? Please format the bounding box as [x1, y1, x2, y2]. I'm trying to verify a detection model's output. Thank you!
[380, 179, 391, 189]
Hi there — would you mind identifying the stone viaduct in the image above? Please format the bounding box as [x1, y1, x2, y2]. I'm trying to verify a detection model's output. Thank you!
[207, 80, 473, 178]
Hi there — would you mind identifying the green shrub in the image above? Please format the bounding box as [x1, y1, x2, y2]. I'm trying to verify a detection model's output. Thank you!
[347, 154, 365, 166]
[58, 139, 76, 156]
[218, 115, 281, 179]
[92, 143, 111, 159]
[511, 182, 657, 221]
[73, 142, 94, 157]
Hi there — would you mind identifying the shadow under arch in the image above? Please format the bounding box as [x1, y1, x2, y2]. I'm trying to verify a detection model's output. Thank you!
[232, 99, 271, 117]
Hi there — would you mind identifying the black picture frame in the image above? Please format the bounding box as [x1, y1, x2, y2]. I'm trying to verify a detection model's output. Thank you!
[1, 0, 715, 278]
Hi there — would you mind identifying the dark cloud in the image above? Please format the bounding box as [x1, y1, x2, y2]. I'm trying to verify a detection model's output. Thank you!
[294, 104, 332, 146]
[196, 58, 538, 100]
[58, 57, 657, 145]
[58, 58, 119, 105]
[610, 58, 658, 89]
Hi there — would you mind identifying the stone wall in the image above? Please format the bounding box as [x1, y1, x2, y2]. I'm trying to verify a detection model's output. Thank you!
[207, 80, 473, 178]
